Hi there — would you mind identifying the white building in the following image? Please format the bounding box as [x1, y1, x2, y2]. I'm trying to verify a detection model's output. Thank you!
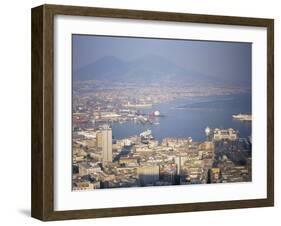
[213, 128, 238, 141]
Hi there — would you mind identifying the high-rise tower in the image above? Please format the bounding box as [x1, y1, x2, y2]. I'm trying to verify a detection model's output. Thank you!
[101, 124, 112, 164]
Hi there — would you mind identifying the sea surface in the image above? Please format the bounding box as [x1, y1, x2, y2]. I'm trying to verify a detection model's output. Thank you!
[111, 93, 252, 142]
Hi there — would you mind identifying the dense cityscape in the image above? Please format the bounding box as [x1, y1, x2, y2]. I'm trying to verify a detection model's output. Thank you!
[72, 81, 252, 191]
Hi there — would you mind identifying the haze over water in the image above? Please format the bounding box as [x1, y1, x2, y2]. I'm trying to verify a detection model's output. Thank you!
[112, 93, 251, 142]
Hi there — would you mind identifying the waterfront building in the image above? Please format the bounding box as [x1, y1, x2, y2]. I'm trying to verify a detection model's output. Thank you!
[213, 128, 238, 141]
[205, 127, 238, 141]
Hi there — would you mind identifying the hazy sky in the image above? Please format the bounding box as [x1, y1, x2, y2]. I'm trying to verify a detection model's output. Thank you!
[72, 34, 252, 85]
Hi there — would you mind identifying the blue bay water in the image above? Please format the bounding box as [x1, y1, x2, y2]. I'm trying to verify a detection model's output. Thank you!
[112, 93, 251, 142]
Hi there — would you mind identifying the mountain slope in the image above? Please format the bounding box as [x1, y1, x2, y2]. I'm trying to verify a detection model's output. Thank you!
[73, 55, 212, 84]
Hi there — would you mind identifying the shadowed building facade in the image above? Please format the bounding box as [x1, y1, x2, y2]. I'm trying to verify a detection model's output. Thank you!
[138, 165, 160, 186]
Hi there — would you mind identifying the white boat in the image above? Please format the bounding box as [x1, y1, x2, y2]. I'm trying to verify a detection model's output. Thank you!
[232, 114, 252, 121]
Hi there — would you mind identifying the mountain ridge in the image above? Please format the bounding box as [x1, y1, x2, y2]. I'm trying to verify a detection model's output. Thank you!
[73, 55, 231, 85]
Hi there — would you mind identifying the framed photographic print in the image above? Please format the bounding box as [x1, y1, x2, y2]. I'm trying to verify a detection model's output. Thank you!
[31, 4, 274, 221]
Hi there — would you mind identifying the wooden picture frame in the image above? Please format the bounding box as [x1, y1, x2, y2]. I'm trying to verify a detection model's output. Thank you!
[31, 4, 274, 221]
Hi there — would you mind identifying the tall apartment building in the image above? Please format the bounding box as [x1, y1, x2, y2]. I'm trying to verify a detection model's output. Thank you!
[101, 124, 112, 164]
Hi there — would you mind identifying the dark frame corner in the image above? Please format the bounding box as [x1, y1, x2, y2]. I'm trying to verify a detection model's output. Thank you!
[31, 4, 274, 221]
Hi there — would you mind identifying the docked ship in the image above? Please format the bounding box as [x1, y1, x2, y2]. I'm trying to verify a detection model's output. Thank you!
[124, 102, 152, 108]
[124, 139, 133, 147]
[140, 129, 154, 140]
[232, 113, 252, 121]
